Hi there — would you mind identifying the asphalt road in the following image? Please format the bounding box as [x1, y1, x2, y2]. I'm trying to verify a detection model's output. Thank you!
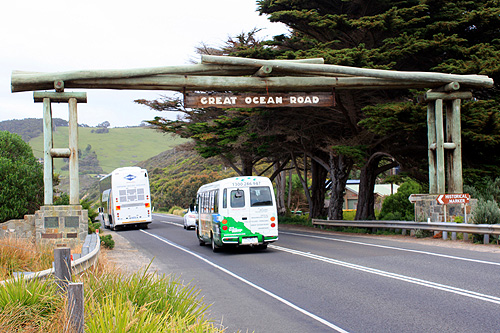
[109, 213, 500, 333]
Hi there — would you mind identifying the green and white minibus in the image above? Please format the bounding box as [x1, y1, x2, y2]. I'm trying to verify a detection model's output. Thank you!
[195, 176, 278, 251]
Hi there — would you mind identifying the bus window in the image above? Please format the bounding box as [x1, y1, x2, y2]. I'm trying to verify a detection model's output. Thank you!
[137, 188, 145, 201]
[119, 189, 127, 202]
[127, 189, 137, 202]
[231, 189, 245, 208]
[223, 189, 227, 209]
[214, 190, 219, 213]
[250, 187, 273, 207]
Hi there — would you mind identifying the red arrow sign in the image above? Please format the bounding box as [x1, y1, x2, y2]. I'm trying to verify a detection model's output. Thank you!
[436, 193, 470, 205]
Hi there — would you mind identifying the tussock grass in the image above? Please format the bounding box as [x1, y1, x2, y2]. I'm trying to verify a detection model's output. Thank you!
[0, 237, 53, 280]
[0, 249, 225, 332]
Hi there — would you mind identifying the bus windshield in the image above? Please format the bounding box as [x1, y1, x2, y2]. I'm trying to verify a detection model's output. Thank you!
[250, 186, 273, 207]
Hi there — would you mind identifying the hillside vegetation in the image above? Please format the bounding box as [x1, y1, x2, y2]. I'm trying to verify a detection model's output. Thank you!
[28, 126, 187, 175]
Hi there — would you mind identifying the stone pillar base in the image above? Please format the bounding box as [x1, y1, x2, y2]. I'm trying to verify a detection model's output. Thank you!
[35, 205, 88, 248]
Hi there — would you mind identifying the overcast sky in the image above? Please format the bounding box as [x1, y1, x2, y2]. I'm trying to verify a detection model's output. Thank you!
[1, 0, 288, 127]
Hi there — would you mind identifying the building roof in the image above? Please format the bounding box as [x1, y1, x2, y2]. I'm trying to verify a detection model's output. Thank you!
[346, 183, 399, 196]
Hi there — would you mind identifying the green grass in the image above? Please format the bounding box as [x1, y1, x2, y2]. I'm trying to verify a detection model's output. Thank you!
[0, 262, 224, 332]
[29, 127, 187, 175]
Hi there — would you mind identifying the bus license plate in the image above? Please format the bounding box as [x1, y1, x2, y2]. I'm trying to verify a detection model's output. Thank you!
[242, 237, 258, 245]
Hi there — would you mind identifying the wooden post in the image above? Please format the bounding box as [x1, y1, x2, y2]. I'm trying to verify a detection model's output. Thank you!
[54, 247, 72, 291]
[427, 101, 437, 194]
[67, 283, 84, 333]
[35, 92, 86, 207]
[451, 99, 463, 193]
[43, 98, 53, 205]
[68, 98, 79, 205]
[435, 99, 446, 193]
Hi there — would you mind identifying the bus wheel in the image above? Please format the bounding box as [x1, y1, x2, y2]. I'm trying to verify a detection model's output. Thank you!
[211, 234, 220, 252]
[255, 243, 268, 250]
[197, 227, 205, 246]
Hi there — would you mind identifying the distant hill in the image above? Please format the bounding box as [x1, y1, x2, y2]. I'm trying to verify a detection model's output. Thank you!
[29, 126, 187, 175]
[0, 118, 68, 141]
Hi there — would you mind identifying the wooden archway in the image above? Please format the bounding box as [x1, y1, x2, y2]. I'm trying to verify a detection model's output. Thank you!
[11, 55, 494, 203]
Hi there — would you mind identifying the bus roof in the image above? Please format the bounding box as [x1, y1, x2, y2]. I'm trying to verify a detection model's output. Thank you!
[99, 166, 147, 182]
[197, 176, 272, 192]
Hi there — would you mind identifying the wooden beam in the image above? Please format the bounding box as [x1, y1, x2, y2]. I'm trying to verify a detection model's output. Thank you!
[424, 91, 473, 101]
[253, 65, 273, 77]
[202, 55, 494, 88]
[50, 148, 71, 158]
[15, 75, 465, 93]
[34, 92, 87, 103]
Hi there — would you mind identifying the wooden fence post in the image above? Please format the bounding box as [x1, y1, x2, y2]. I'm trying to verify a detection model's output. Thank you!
[67, 282, 84, 333]
[54, 247, 72, 291]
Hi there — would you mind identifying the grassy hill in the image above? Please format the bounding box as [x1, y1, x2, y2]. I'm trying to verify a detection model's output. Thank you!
[29, 126, 187, 175]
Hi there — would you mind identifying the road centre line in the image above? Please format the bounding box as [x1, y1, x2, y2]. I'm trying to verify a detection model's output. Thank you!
[270, 244, 500, 306]
[140, 230, 349, 333]
[281, 231, 500, 267]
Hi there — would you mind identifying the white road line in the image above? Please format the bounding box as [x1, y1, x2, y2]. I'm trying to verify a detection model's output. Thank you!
[270, 244, 500, 305]
[281, 231, 500, 267]
[155, 220, 183, 227]
[140, 230, 349, 333]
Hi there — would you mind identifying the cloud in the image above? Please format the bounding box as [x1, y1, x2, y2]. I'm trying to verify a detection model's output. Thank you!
[1, 0, 288, 127]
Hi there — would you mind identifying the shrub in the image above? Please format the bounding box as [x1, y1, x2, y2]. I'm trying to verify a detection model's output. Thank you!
[378, 180, 422, 221]
[100, 234, 115, 249]
[0, 131, 44, 222]
[471, 199, 500, 225]
[278, 214, 312, 226]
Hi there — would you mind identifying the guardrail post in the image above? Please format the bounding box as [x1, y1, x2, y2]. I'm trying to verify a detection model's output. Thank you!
[54, 247, 72, 291]
[67, 282, 84, 333]
[484, 234, 489, 244]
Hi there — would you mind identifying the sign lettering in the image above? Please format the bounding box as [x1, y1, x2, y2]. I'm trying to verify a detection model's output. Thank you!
[436, 193, 470, 205]
[184, 92, 334, 108]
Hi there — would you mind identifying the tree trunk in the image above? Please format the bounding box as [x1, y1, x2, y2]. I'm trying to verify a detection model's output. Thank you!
[355, 162, 378, 220]
[287, 161, 293, 210]
[355, 153, 399, 220]
[241, 154, 254, 176]
[309, 158, 327, 218]
[275, 167, 287, 215]
[327, 153, 353, 220]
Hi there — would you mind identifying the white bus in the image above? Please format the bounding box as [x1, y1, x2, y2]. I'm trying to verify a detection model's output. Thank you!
[196, 176, 278, 251]
[98, 167, 152, 230]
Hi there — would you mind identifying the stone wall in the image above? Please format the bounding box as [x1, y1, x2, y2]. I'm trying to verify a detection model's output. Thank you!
[413, 194, 477, 223]
[0, 215, 35, 239]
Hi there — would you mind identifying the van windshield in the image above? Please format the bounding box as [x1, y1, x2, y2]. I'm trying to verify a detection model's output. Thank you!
[250, 187, 273, 207]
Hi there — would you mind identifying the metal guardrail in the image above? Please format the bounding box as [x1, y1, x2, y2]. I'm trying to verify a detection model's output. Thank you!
[0, 233, 100, 285]
[312, 219, 500, 236]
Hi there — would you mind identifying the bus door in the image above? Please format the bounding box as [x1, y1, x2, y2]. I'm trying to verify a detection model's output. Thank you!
[227, 187, 250, 227]
[249, 186, 277, 237]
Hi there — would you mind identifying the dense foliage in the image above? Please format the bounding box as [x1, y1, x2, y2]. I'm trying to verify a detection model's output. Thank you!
[378, 180, 422, 221]
[0, 131, 44, 222]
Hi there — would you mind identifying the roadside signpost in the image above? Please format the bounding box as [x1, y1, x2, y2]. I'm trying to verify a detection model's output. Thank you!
[435, 193, 470, 240]
[436, 193, 470, 205]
